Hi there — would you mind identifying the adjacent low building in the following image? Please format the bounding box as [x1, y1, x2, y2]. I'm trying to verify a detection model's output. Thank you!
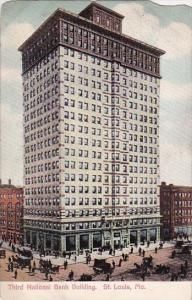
[160, 182, 192, 240]
[0, 180, 24, 243]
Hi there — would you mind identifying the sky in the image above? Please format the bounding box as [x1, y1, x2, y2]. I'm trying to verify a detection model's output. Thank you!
[0, 0, 192, 186]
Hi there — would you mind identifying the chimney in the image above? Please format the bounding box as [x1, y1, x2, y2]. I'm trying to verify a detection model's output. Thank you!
[8, 179, 11, 185]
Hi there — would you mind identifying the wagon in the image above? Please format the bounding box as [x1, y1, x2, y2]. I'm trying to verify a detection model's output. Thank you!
[17, 247, 33, 259]
[93, 258, 113, 274]
[51, 265, 60, 274]
[175, 242, 192, 254]
[18, 256, 32, 267]
[79, 274, 92, 281]
[181, 243, 192, 254]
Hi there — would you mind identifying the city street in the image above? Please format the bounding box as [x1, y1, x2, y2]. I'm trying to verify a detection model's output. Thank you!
[0, 242, 192, 281]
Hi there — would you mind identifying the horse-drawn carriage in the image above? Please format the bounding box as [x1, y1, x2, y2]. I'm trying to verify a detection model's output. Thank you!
[175, 242, 192, 254]
[0, 249, 6, 258]
[129, 263, 142, 274]
[12, 255, 31, 268]
[79, 274, 93, 281]
[143, 257, 153, 269]
[39, 259, 60, 274]
[93, 258, 113, 274]
[17, 247, 33, 259]
[154, 264, 170, 274]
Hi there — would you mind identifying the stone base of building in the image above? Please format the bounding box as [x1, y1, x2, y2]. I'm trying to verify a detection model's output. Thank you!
[24, 226, 160, 254]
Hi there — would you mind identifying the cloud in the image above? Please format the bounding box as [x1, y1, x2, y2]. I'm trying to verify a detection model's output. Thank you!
[157, 22, 192, 59]
[160, 80, 192, 101]
[0, 102, 23, 185]
[114, 3, 192, 59]
[160, 143, 192, 185]
[1, 67, 21, 82]
[151, 0, 192, 6]
[1, 22, 34, 49]
[160, 80, 192, 150]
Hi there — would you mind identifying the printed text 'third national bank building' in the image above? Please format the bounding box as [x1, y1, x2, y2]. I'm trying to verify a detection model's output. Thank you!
[19, 2, 165, 253]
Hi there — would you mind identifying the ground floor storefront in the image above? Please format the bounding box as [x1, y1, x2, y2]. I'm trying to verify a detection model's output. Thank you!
[162, 226, 192, 240]
[0, 229, 23, 244]
[24, 225, 160, 254]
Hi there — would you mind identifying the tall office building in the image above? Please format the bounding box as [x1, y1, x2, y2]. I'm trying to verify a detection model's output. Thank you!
[19, 3, 165, 253]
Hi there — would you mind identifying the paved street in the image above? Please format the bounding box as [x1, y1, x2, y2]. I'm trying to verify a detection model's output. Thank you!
[0, 241, 192, 281]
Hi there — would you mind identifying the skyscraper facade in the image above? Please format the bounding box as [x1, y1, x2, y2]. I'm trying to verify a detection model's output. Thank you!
[19, 3, 165, 253]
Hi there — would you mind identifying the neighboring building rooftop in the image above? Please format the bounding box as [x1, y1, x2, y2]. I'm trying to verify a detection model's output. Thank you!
[0, 179, 23, 189]
[161, 182, 192, 191]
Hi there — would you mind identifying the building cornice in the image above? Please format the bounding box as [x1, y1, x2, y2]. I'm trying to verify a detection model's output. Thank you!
[18, 8, 165, 56]
[18, 7, 165, 77]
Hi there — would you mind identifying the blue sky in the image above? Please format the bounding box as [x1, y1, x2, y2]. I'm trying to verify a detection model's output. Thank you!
[0, 0, 192, 186]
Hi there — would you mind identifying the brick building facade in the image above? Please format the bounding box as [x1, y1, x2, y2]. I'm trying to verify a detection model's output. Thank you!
[0, 180, 24, 243]
[160, 182, 192, 240]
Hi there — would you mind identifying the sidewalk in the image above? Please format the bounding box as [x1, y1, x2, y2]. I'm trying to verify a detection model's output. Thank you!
[21, 241, 175, 266]
[1, 239, 174, 266]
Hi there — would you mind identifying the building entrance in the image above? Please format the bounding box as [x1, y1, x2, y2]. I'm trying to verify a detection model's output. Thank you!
[130, 230, 137, 244]
[66, 236, 76, 252]
[140, 229, 147, 243]
[80, 234, 89, 250]
[113, 232, 121, 249]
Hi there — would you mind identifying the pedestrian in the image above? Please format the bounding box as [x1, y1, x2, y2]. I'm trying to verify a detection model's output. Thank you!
[122, 253, 125, 260]
[112, 260, 115, 269]
[155, 247, 158, 254]
[185, 260, 188, 269]
[141, 272, 145, 281]
[113, 249, 116, 256]
[68, 270, 74, 281]
[138, 247, 142, 256]
[118, 258, 122, 267]
[68, 252, 71, 260]
[130, 247, 133, 254]
[45, 271, 49, 280]
[28, 264, 32, 273]
[33, 261, 36, 269]
[172, 250, 176, 258]
[49, 275, 53, 281]
[106, 274, 110, 281]
[10, 262, 13, 272]
[64, 260, 68, 270]
[125, 254, 129, 261]
[14, 269, 17, 279]
[142, 250, 145, 257]
[74, 256, 77, 262]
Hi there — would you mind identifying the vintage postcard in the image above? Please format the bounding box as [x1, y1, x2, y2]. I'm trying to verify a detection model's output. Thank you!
[0, 0, 192, 299]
